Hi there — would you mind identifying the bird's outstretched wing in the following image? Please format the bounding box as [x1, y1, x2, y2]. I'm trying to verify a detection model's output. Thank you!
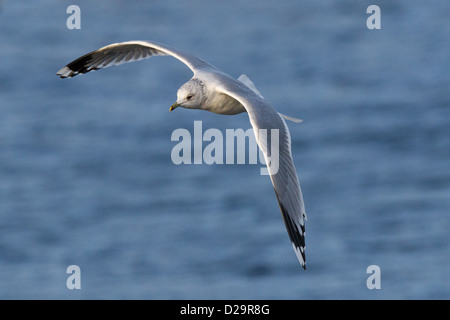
[217, 82, 307, 269]
[57, 40, 216, 78]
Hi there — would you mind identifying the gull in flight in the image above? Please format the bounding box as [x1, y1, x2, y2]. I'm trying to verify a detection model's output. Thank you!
[57, 40, 308, 269]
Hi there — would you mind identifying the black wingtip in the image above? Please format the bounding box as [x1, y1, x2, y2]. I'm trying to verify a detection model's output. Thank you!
[273, 190, 307, 269]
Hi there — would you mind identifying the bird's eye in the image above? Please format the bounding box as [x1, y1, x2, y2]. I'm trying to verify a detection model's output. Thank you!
[187, 95, 193, 101]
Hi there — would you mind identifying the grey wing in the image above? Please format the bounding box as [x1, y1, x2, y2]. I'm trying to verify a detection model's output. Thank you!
[217, 83, 307, 269]
[271, 116, 307, 269]
[57, 40, 216, 78]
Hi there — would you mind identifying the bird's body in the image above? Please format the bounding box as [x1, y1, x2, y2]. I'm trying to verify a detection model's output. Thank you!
[185, 72, 249, 115]
[57, 40, 308, 269]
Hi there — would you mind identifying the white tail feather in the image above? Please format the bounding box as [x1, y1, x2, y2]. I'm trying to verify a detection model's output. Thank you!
[279, 113, 303, 123]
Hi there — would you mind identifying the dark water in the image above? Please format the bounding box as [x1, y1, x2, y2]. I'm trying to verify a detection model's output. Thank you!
[0, 0, 449, 299]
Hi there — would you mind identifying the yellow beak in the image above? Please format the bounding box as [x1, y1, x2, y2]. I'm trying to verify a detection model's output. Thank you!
[169, 102, 180, 112]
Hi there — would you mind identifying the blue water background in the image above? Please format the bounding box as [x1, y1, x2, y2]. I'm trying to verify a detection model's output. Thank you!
[0, 0, 449, 299]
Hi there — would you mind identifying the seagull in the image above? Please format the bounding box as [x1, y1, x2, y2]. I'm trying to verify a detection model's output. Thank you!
[57, 40, 308, 269]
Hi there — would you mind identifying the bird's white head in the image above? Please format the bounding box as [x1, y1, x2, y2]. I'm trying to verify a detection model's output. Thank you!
[170, 78, 206, 111]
